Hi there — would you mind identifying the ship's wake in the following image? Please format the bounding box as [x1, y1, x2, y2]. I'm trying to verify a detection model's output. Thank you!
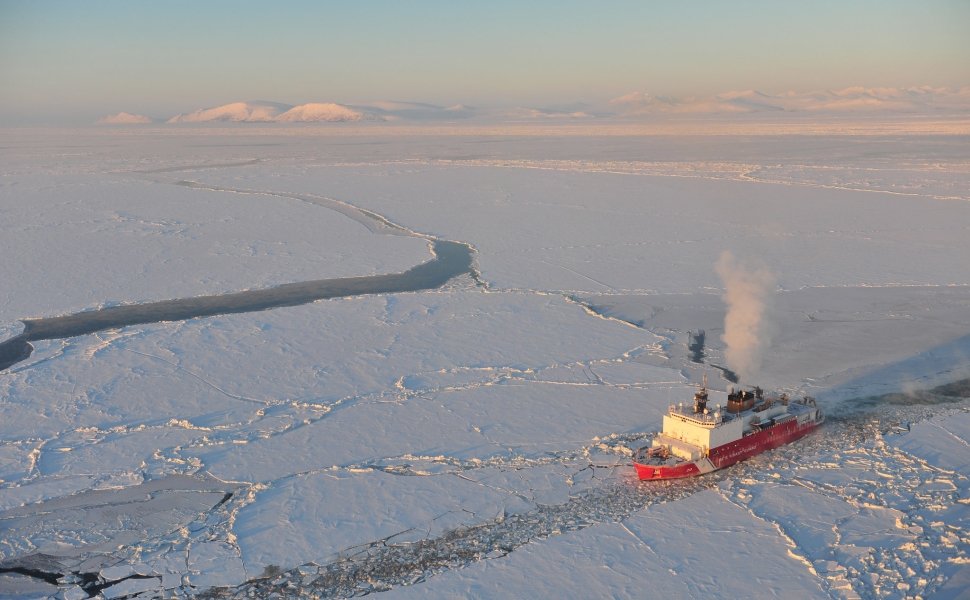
[197, 391, 969, 599]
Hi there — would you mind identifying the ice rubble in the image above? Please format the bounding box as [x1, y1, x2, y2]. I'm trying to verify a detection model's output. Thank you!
[192, 404, 969, 600]
[385, 489, 829, 599]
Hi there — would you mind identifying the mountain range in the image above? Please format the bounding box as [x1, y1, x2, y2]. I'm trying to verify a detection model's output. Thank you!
[98, 87, 970, 124]
[610, 86, 970, 115]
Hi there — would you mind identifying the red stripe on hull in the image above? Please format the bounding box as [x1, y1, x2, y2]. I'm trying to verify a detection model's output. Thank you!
[709, 418, 819, 470]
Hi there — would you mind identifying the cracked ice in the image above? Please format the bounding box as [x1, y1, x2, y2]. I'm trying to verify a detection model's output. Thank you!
[1, 129, 969, 599]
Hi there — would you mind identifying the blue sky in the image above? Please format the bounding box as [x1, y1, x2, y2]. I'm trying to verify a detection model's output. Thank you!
[1, 0, 967, 123]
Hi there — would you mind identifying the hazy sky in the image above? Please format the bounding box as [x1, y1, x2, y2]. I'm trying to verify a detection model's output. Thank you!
[1, 0, 968, 123]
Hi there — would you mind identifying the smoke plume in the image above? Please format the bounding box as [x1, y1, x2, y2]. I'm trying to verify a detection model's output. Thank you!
[715, 251, 777, 383]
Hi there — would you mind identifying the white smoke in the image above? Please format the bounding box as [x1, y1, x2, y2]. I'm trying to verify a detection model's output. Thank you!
[715, 251, 777, 383]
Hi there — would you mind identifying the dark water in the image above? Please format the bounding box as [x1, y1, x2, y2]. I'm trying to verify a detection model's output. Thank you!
[0, 240, 473, 372]
[687, 329, 705, 363]
[834, 378, 970, 417]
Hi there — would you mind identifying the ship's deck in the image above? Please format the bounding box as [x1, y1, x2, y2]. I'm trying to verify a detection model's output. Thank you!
[667, 396, 817, 424]
[667, 403, 737, 426]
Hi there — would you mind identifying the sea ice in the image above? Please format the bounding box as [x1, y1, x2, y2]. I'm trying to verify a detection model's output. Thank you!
[0, 171, 427, 325]
[1, 127, 967, 598]
[384, 489, 828, 599]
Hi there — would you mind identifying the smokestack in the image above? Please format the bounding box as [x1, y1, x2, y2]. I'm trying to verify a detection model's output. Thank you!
[715, 251, 776, 383]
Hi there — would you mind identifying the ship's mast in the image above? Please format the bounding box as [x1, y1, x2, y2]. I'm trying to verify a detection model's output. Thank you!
[694, 373, 709, 414]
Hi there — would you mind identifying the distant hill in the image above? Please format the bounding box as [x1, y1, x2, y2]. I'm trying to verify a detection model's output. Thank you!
[96, 112, 154, 124]
[610, 86, 970, 115]
[276, 103, 376, 122]
[167, 101, 293, 123]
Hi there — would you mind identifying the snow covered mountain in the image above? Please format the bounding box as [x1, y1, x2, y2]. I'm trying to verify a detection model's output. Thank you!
[167, 101, 293, 123]
[165, 101, 378, 123]
[275, 102, 376, 122]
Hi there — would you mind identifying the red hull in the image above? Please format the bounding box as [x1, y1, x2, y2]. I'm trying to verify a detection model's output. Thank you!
[633, 460, 700, 480]
[634, 417, 821, 481]
[709, 417, 817, 469]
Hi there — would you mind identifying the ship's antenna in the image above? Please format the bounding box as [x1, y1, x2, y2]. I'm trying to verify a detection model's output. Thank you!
[702, 372, 708, 392]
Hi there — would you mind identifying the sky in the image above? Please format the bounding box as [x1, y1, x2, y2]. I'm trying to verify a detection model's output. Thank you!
[1, 0, 968, 124]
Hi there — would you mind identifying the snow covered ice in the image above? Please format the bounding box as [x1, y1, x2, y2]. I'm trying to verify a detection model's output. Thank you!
[0, 125, 968, 598]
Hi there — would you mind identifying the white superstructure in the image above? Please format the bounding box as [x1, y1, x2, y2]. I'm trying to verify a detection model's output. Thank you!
[651, 385, 792, 461]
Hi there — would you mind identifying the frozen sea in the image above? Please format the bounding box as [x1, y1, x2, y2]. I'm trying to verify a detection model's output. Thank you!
[0, 124, 968, 599]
